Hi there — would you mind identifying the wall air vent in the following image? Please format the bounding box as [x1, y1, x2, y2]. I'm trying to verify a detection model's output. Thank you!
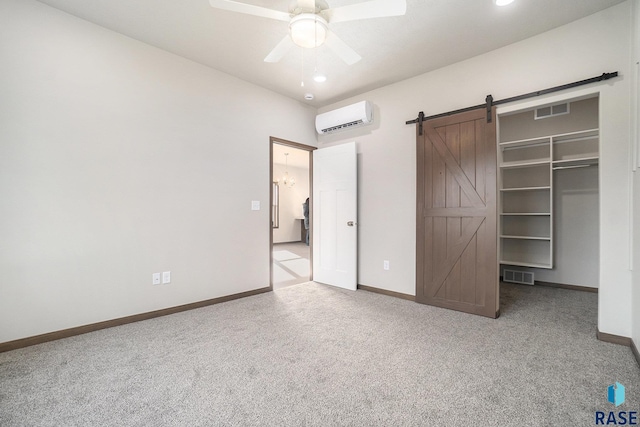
[535, 102, 570, 120]
[503, 269, 534, 286]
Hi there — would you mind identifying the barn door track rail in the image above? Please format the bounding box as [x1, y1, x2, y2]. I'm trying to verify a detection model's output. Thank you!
[406, 72, 619, 135]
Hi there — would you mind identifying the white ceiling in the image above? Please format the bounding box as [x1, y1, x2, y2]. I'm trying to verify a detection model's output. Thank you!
[36, 0, 625, 107]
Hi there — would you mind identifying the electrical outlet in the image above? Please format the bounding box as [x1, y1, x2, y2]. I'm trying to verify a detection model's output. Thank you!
[162, 271, 171, 284]
[152, 273, 161, 285]
[383, 260, 390, 271]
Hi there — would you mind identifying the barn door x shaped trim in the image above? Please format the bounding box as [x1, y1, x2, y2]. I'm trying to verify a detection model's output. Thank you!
[424, 124, 486, 298]
[425, 124, 487, 211]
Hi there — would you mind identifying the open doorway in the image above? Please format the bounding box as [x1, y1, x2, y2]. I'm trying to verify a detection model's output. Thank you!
[270, 137, 315, 290]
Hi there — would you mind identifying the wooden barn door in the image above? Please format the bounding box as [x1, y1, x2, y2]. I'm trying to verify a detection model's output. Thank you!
[416, 107, 498, 318]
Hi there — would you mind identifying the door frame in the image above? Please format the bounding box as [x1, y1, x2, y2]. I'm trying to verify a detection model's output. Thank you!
[269, 137, 316, 289]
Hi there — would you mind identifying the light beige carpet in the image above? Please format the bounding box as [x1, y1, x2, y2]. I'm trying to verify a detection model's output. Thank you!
[1, 282, 638, 426]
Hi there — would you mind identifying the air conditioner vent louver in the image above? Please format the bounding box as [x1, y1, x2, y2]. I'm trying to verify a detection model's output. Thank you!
[321, 120, 364, 134]
[503, 269, 534, 286]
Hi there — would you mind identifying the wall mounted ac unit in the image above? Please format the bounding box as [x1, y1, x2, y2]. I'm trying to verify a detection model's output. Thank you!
[315, 100, 373, 134]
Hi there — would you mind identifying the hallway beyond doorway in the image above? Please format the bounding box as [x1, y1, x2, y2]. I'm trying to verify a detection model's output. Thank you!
[273, 242, 310, 290]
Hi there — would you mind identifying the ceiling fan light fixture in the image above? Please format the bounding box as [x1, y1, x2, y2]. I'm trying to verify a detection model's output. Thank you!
[494, 0, 515, 5]
[289, 13, 328, 48]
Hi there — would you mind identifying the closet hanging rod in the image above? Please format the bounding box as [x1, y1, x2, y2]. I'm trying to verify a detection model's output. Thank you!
[553, 135, 599, 144]
[552, 164, 595, 170]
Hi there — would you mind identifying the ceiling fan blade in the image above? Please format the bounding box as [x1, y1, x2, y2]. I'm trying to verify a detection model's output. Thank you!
[324, 31, 361, 65]
[264, 35, 295, 63]
[209, 0, 290, 22]
[325, 0, 406, 24]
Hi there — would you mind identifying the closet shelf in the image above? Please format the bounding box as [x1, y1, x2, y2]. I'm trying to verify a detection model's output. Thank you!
[500, 128, 599, 147]
[552, 128, 599, 143]
[500, 235, 551, 241]
[501, 186, 550, 192]
[500, 159, 550, 169]
[500, 212, 551, 216]
[500, 260, 553, 269]
[499, 136, 550, 148]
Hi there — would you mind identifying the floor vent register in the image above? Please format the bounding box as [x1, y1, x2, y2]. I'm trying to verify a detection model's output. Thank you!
[503, 269, 535, 286]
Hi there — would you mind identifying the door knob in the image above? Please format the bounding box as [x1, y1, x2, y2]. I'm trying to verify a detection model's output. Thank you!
[347, 221, 355, 226]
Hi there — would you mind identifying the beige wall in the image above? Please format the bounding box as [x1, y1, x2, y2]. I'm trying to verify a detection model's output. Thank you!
[0, 0, 317, 343]
[319, 2, 634, 337]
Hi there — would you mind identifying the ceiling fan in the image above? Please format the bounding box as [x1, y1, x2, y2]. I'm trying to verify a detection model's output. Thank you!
[209, 0, 407, 65]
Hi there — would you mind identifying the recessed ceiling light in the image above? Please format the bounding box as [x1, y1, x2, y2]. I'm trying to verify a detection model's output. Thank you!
[495, 0, 514, 5]
[304, 93, 314, 100]
[313, 72, 327, 83]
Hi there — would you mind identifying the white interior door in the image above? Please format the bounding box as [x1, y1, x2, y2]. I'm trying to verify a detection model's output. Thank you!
[312, 141, 357, 290]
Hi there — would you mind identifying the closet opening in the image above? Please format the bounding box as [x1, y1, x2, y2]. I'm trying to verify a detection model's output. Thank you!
[497, 94, 600, 294]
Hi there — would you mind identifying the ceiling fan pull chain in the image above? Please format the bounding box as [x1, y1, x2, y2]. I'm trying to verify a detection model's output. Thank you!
[300, 48, 305, 87]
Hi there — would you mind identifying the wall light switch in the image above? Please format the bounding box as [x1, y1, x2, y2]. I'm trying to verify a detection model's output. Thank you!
[152, 273, 161, 285]
[251, 201, 260, 211]
[162, 271, 171, 284]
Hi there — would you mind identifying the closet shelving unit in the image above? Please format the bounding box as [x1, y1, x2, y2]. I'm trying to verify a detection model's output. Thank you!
[498, 128, 599, 269]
